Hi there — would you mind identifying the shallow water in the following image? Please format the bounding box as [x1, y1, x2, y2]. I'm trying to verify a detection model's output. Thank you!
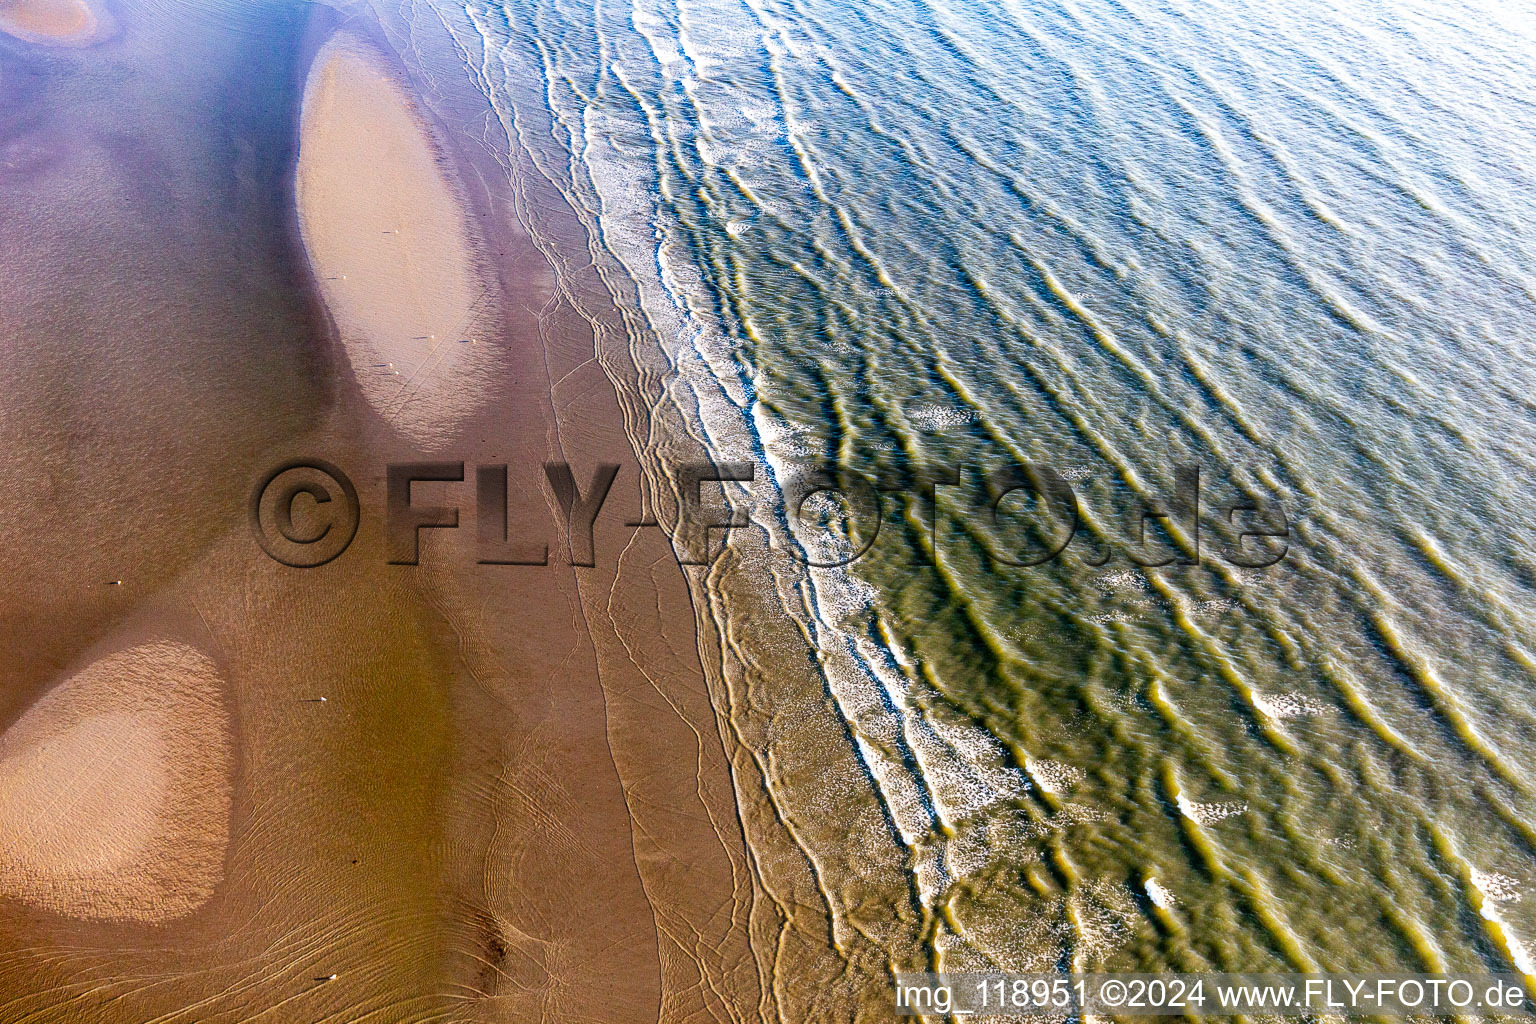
[445, 0, 1536, 1007]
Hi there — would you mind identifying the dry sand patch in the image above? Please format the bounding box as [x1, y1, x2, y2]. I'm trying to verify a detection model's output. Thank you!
[0, 641, 232, 922]
[296, 31, 499, 451]
[0, 0, 103, 45]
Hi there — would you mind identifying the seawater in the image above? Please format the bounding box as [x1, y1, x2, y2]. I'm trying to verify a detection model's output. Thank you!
[436, 0, 1536, 1010]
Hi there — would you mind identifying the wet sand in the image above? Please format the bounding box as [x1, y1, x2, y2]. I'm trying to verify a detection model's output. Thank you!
[0, 0, 462, 1018]
[332, 11, 766, 1019]
[0, 0, 759, 1019]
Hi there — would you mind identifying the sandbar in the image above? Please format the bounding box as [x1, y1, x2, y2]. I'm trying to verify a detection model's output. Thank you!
[0, 641, 232, 923]
[295, 31, 497, 452]
[0, 0, 102, 45]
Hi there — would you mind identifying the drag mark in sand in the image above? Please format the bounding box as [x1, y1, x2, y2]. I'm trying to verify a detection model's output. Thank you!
[0, 642, 232, 922]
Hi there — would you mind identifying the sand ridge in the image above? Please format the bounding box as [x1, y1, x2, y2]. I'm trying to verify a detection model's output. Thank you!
[295, 31, 500, 452]
[0, 0, 105, 45]
[0, 641, 233, 923]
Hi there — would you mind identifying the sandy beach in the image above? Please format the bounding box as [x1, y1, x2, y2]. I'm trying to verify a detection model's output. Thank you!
[306, 16, 766, 1020]
[0, 0, 760, 1018]
[291, 13, 768, 1020]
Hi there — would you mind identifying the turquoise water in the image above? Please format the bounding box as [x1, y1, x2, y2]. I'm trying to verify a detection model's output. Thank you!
[447, 0, 1536, 1011]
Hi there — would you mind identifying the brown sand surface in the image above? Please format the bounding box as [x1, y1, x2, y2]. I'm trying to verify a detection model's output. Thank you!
[0, 0, 99, 44]
[293, 22, 678, 1022]
[295, 31, 496, 452]
[0, 642, 231, 922]
[0, 2, 468, 1019]
[0, 0, 763, 1020]
[339, 11, 770, 1020]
